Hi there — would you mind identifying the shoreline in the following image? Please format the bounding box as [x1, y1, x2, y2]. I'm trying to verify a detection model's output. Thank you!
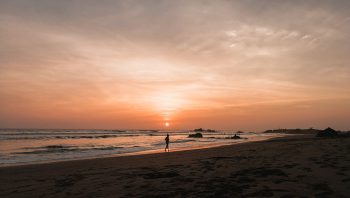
[1, 134, 349, 197]
[0, 133, 289, 168]
[0, 135, 313, 170]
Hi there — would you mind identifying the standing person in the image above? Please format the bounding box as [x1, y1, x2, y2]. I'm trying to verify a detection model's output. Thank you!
[165, 133, 170, 152]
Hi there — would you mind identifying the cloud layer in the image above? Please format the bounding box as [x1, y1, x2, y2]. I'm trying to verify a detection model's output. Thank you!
[1, 0, 350, 130]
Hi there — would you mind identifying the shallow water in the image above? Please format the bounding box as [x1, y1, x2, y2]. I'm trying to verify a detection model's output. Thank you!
[0, 129, 286, 167]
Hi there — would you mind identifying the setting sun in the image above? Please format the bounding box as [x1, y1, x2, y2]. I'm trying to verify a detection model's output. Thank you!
[165, 122, 170, 127]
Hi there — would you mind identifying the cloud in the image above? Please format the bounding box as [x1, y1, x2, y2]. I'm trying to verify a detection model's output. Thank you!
[0, 0, 350, 130]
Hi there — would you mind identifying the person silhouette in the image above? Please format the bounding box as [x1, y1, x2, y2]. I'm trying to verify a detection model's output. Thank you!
[165, 133, 170, 152]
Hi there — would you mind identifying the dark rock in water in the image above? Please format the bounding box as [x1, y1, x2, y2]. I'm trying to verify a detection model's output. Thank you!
[317, 127, 338, 137]
[231, 134, 241, 139]
[193, 128, 216, 132]
[188, 132, 203, 138]
[225, 134, 242, 139]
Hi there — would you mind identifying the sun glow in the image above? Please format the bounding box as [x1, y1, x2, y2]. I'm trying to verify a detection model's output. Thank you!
[165, 122, 169, 127]
[150, 92, 187, 122]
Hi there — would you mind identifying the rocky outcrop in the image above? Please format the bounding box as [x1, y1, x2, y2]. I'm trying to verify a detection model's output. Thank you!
[316, 127, 338, 137]
[188, 133, 203, 138]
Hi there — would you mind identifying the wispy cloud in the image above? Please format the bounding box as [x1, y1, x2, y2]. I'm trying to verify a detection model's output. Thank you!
[0, 0, 349, 130]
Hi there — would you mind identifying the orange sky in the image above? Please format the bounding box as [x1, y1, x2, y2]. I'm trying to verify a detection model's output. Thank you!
[1, 0, 350, 131]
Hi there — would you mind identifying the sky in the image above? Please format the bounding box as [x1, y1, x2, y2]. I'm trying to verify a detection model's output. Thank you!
[1, 0, 350, 131]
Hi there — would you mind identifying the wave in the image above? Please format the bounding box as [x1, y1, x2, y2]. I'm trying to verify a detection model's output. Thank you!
[172, 139, 196, 143]
[16, 145, 124, 155]
[0, 134, 142, 140]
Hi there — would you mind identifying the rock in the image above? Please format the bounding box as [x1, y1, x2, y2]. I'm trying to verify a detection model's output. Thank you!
[231, 134, 241, 139]
[193, 128, 216, 132]
[188, 133, 203, 138]
[316, 127, 338, 137]
[226, 134, 242, 139]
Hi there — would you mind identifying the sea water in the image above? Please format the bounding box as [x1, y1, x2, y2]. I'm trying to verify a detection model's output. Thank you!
[0, 129, 286, 167]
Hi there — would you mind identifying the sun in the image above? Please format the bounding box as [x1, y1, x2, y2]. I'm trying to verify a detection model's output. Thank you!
[165, 122, 169, 127]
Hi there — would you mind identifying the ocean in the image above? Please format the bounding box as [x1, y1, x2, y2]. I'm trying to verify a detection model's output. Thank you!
[0, 129, 286, 167]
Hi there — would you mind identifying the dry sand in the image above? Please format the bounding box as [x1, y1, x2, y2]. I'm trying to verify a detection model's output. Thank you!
[1, 135, 349, 197]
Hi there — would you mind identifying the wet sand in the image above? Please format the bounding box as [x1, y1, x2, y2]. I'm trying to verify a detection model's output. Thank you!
[1, 135, 349, 197]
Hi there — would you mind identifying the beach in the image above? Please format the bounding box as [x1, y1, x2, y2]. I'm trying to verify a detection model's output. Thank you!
[1, 135, 349, 197]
